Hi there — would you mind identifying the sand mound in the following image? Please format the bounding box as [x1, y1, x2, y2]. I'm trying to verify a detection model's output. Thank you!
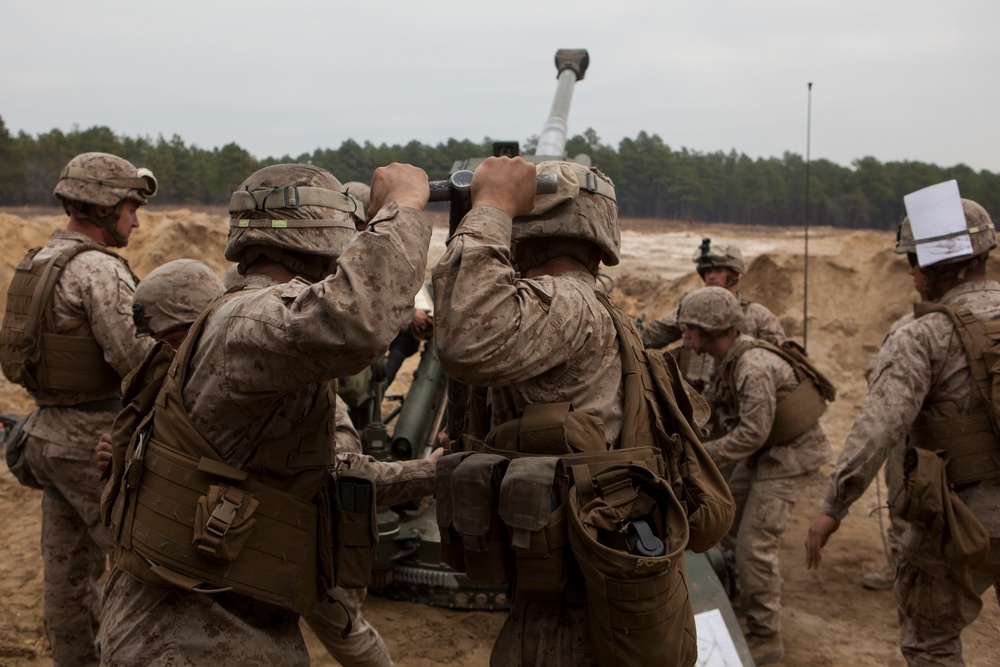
[3, 210, 999, 666]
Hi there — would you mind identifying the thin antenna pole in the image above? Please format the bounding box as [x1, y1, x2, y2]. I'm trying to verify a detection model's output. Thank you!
[804, 82, 812, 353]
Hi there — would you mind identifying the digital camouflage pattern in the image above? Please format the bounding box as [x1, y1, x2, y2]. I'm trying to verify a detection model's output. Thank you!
[17, 229, 152, 667]
[53, 152, 157, 209]
[99, 202, 435, 667]
[434, 206, 624, 445]
[822, 280, 1000, 665]
[705, 333, 831, 638]
[132, 259, 224, 335]
[642, 293, 784, 350]
[433, 204, 623, 665]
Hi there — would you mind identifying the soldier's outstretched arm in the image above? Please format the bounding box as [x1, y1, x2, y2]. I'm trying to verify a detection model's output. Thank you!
[805, 514, 840, 569]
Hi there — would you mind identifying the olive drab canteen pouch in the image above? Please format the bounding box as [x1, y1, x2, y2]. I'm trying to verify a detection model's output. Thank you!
[3, 411, 41, 489]
[1, 241, 125, 396]
[890, 447, 990, 565]
[909, 303, 1000, 485]
[568, 463, 697, 667]
[595, 291, 735, 553]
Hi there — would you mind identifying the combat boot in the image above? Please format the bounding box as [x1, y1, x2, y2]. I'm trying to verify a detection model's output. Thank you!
[860, 561, 895, 591]
[746, 631, 784, 665]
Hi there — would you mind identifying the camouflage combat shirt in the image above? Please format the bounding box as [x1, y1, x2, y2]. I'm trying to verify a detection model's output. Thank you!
[705, 333, 832, 480]
[432, 206, 624, 445]
[823, 280, 1000, 536]
[25, 229, 153, 451]
[100, 203, 437, 667]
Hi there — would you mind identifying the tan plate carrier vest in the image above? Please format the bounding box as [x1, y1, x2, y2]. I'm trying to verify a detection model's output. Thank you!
[716, 337, 835, 447]
[107, 296, 355, 615]
[0, 239, 125, 401]
[908, 302, 1000, 486]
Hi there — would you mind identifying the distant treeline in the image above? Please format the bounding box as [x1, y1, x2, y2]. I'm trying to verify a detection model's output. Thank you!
[1, 116, 997, 232]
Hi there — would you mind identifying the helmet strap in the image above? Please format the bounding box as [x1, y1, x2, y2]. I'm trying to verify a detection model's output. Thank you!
[63, 199, 129, 246]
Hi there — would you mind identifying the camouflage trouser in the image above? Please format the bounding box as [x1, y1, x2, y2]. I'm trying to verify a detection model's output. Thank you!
[302, 587, 393, 666]
[491, 597, 596, 667]
[99, 567, 309, 666]
[895, 532, 1000, 666]
[24, 434, 114, 667]
[730, 470, 816, 637]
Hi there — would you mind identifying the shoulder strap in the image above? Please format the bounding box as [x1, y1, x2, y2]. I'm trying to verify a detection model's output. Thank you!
[594, 291, 655, 450]
[25, 240, 129, 340]
[916, 302, 1000, 430]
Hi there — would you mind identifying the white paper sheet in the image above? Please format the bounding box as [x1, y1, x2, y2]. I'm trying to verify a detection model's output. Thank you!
[695, 608, 745, 667]
[903, 180, 972, 267]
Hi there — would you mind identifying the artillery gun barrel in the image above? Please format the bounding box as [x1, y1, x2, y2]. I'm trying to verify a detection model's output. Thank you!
[535, 49, 590, 158]
[389, 343, 447, 461]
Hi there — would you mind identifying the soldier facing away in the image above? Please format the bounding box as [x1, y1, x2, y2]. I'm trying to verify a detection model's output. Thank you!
[0, 152, 157, 667]
[431, 157, 733, 666]
[97, 163, 442, 666]
[100, 255, 397, 665]
[806, 194, 1000, 666]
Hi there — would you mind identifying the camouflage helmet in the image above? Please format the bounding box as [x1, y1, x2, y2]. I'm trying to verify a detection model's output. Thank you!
[511, 161, 620, 267]
[676, 286, 744, 332]
[225, 164, 362, 279]
[895, 198, 996, 265]
[53, 152, 157, 208]
[342, 181, 371, 211]
[692, 239, 746, 278]
[133, 259, 224, 335]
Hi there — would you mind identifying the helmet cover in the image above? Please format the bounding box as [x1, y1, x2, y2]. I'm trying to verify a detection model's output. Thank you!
[676, 286, 744, 332]
[133, 259, 224, 335]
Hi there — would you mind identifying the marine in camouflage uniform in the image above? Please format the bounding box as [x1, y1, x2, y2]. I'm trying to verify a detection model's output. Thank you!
[678, 286, 831, 664]
[641, 240, 785, 349]
[0, 153, 157, 667]
[98, 163, 438, 667]
[433, 159, 659, 666]
[128, 257, 396, 666]
[807, 197, 1000, 666]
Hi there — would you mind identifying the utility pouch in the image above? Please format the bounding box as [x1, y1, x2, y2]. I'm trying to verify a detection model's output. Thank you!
[450, 453, 511, 584]
[435, 451, 477, 572]
[330, 471, 378, 589]
[891, 446, 990, 566]
[3, 411, 41, 489]
[498, 456, 571, 593]
[567, 463, 696, 667]
[485, 401, 607, 455]
[192, 485, 260, 561]
[114, 438, 323, 615]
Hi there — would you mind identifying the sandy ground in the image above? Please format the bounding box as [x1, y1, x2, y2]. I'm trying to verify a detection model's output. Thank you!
[1, 208, 999, 666]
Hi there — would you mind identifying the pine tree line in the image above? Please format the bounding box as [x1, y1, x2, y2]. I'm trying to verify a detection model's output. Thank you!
[1, 117, 996, 232]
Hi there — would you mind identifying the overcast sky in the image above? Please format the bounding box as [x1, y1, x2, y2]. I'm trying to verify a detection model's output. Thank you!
[4, 1, 998, 173]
